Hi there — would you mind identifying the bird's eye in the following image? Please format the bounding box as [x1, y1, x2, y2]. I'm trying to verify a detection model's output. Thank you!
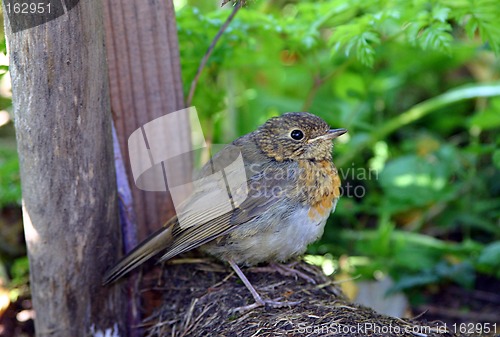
[290, 129, 304, 140]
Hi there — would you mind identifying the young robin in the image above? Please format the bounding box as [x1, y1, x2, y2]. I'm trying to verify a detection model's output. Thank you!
[103, 112, 347, 309]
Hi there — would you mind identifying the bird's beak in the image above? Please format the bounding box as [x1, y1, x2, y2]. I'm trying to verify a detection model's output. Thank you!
[308, 128, 347, 143]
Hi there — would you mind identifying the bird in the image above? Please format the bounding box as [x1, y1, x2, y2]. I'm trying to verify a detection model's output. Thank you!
[103, 112, 347, 309]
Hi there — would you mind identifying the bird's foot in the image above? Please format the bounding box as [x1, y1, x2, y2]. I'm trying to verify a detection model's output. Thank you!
[227, 259, 301, 314]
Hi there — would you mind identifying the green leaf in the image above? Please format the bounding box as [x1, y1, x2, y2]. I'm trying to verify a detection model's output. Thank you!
[0, 65, 9, 77]
[331, 71, 367, 100]
[477, 242, 500, 267]
[476, 242, 500, 277]
[0, 38, 6, 55]
[452, 0, 500, 53]
[392, 273, 440, 291]
[469, 110, 500, 129]
[331, 22, 380, 66]
[0, 148, 21, 206]
[392, 261, 475, 291]
[493, 150, 500, 170]
[432, 6, 451, 22]
[10, 256, 30, 286]
[378, 146, 459, 211]
[419, 22, 453, 52]
[469, 97, 500, 129]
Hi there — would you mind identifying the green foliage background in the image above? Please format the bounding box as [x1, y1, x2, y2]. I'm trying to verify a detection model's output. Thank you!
[0, 0, 499, 304]
[176, 0, 500, 296]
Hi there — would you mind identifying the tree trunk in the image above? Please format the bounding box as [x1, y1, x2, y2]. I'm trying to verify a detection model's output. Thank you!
[103, 0, 189, 242]
[102, 0, 191, 332]
[3, 0, 127, 336]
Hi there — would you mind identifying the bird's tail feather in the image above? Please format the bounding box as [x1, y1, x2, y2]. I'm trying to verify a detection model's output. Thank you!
[102, 224, 174, 285]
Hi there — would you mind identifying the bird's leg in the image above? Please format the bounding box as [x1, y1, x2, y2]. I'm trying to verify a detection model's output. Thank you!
[228, 260, 265, 304]
[228, 259, 300, 313]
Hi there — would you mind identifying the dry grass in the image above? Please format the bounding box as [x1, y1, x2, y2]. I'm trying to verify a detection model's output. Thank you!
[132, 258, 471, 337]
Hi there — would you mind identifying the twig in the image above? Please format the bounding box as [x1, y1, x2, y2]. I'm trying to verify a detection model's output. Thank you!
[186, 1, 242, 107]
[302, 59, 353, 111]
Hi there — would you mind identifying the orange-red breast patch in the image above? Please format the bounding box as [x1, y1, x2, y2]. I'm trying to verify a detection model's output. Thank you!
[297, 160, 341, 221]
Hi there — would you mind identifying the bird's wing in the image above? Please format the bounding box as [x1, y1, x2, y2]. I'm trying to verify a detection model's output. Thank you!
[103, 141, 298, 284]
[158, 160, 298, 262]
